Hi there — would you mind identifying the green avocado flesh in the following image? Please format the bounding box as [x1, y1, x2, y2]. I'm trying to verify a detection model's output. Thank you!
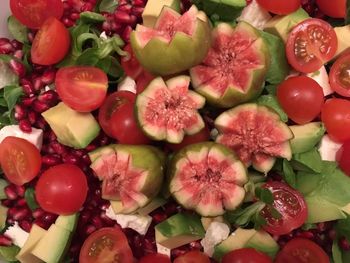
[199, 0, 246, 21]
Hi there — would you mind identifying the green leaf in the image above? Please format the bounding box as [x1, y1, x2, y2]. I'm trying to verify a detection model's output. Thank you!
[7, 16, 28, 43]
[98, 0, 118, 13]
[224, 201, 265, 227]
[291, 148, 323, 173]
[0, 245, 20, 262]
[265, 84, 277, 95]
[3, 85, 23, 112]
[336, 216, 350, 242]
[253, 212, 267, 230]
[257, 95, 288, 122]
[24, 188, 39, 211]
[76, 48, 100, 66]
[333, 240, 343, 263]
[255, 187, 274, 205]
[282, 159, 296, 188]
[79, 11, 106, 24]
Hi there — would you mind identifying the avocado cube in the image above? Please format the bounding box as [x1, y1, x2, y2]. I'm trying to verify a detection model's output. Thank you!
[42, 102, 100, 149]
[136, 196, 167, 216]
[334, 25, 350, 58]
[0, 205, 7, 232]
[142, 0, 181, 27]
[155, 213, 205, 249]
[202, 0, 246, 21]
[55, 213, 79, 233]
[245, 230, 279, 258]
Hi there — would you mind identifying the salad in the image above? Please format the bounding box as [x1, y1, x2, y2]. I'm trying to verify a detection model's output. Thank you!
[0, 0, 350, 262]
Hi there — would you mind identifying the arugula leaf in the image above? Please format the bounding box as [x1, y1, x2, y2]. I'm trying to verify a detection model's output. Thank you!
[7, 16, 28, 44]
[4, 85, 23, 113]
[255, 187, 274, 205]
[24, 188, 39, 211]
[98, 0, 118, 13]
[79, 11, 106, 24]
[282, 159, 296, 188]
[224, 202, 266, 227]
[257, 94, 288, 122]
[291, 148, 323, 173]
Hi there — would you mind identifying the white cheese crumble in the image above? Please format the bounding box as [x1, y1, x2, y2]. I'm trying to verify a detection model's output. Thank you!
[4, 222, 29, 248]
[318, 135, 342, 161]
[0, 125, 43, 150]
[306, 66, 333, 96]
[200, 222, 230, 257]
[156, 243, 171, 257]
[237, 0, 272, 30]
[117, 76, 137, 94]
[99, 31, 108, 40]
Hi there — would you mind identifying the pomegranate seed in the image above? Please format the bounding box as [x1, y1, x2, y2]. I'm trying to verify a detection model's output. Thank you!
[62, 154, 79, 165]
[33, 208, 45, 219]
[296, 231, 314, 239]
[0, 235, 12, 246]
[62, 18, 75, 28]
[118, 4, 132, 13]
[19, 119, 32, 133]
[14, 104, 27, 120]
[85, 144, 97, 152]
[328, 229, 337, 240]
[42, 155, 62, 166]
[9, 59, 26, 77]
[0, 39, 14, 54]
[34, 219, 49, 230]
[6, 218, 15, 225]
[81, 2, 94, 12]
[152, 213, 167, 223]
[22, 97, 36, 107]
[114, 11, 133, 24]
[40, 69, 56, 85]
[132, 6, 144, 17]
[102, 21, 112, 32]
[91, 215, 103, 229]
[13, 50, 24, 60]
[133, 0, 145, 6]
[189, 240, 202, 249]
[1, 199, 13, 207]
[27, 32, 35, 43]
[70, 12, 80, 20]
[19, 220, 32, 232]
[122, 26, 133, 41]
[34, 116, 48, 130]
[81, 154, 92, 166]
[50, 141, 68, 155]
[15, 185, 26, 197]
[33, 78, 44, 91]
[27, 110, 38, 125]
[10, 40, 22, 50]
[21, 80, 35, 95]
[4, 185, 18, 200]
[16, 198, 27, 207]
[12, 208, 30, 221]
[172, 248, 187, 258]
[340, 237, 350, 251]
[42, 213, 58, 225]
[85, 225, 97, 235]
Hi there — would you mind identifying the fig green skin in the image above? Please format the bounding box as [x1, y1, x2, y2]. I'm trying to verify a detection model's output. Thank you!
[130, 13, 211, 76]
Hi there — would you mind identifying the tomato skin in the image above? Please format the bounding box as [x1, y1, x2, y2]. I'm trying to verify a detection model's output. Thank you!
[277, 76, 324, 124]
[35, 164, 88, 215]
[167, 126, 210, 151]
[55, 66, 108, 112]
[80, 227, 133, 263]
[321, 98, 350, 142]
[136, 71, 155, 94]
[139, 253, 171, 263]
[260, 182, 308, 236]
[0, 137, 41, 186]
[286, 18, 337, 73]
[10, 0, 64, 29]
[31, 17, 71, 65]
[174, 251, 211, 263]
[222, 248, 272, 263]
[336, 140, 350, 176]
[256, 0, 300, 15]
[275, 238, 329, 263]
[121, 44, 143, 79]
[316, 0, 345, 18]
[329, 52, 350, 97]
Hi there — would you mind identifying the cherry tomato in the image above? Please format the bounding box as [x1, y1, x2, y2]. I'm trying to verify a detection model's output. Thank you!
[286, 18, 337, 73]
[136, 71, 155, 94]
[222, 248, 272, 263]
[174, 251, 210, 263]
[139, 253, 171, 263]
[321, 98, 350, 142]
[55, 66, 108, 112]
[316, 0, 345, 18]
[260, 182, 308, 236]
[277, 76, 324, 124]
[167, 126, 210, 151]
[98, 91, 151, 144]
[336, 140, 350, 176]
[10, 0, 64, 29]
[329, 52, 350, 97]
[80, 227, 133, 263]
[121, 44, 143, 79]
[275, 238, 329, 263]
[31, 17, 70, 65]
[256, 0, 300, 15]
[35, 164, 88, 215]
[0, 137, 41, 186]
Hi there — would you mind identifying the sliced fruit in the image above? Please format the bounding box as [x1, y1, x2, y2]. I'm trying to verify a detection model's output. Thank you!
[90, 145, 164, 214]
[142, 0, 181, 27]
[215, 103, 293, 173]
[131, 5, 211, 76]
[169, 142, 248, 217]
[190, 22, 270, 108]
[136, 76, 206, 144]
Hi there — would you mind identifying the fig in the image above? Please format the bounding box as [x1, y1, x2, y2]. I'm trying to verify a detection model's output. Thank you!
[215, 103, 293, 173]
[190, 22, 270, 108]
[168, 142, 248, 217]
[90, 145, 164, 213]
[130, 5, 211, 76]
[135, 75, 206, 144]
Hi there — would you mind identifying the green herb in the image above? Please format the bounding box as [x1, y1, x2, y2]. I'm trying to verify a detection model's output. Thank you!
[291, 148, 323, 173]
[7, 16, 28, 44]
[98, 0, 118, 13]
[282, 159, 296, 188]
[24, 188, 39, 211]
[0, 85, 23, 128]
[255, 187, 273, 205]
[256, 94, 288, 122]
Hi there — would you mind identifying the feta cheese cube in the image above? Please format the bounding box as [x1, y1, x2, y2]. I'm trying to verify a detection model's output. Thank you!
[318, 135, 342, 161]
[117, 76, 137, 94]
[0, 125, 43, 150]
[4, 222, 29, 248]
[100, 31, 108, 40]
[156, 243, 171, 257]
[306, 66, 333, 96]
[237, 0, 272, 30]
[200, 222, 230, 257]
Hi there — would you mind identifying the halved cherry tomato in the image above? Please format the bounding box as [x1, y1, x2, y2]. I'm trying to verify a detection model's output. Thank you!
[336, 140, 350, 176]
[98, 91, 151, 144]
[256, 0, 300, 15]
[35, 164, 88, 215]
[222, 248, 272, 263]
[260, 182, 308, 236]
[10, 0, 64, 29]
[316, 0, 345, 18]
[0, 137, 41, 186]
[275, 238, 329, 263]
[276, 76, 324, 124]
[55, 66, 108, 112]
[174, 251, 210, 263]
[329, 52, 350, 97]
[321, 98, 350, 142]
[121, 44, 143, 79]
[139, 253, 171, 263]
[31, 17, 70, 65]
[286, 18, 337, 73]
[80, 227, 133, 263]
[167, 125, 210, 151]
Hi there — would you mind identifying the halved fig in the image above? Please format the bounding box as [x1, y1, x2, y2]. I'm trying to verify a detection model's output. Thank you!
[90, 145, 164, 213]
[130, 5, 211, 76]
[136, 75, 206, 144]
[169, 142, 248, 217]
[190, 22, 270, 108]
[215, 103, 293, 173]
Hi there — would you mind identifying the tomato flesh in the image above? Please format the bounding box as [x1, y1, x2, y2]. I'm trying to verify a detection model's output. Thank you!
[173, 251, 210, 263]
[336, 140, 350, 176]
[222, 248, 272, 263]
[55, 66, 108, 112]
[139, 253, 171, 263]
[121, 44, 143, 79]
[0, 137, 41, 186]
[256, 0, 300, 15]
[286, 18, 337, 73]
[329, 52, 350, 97]
[35, 164, 88, 215]
[316, 0, 345, 18]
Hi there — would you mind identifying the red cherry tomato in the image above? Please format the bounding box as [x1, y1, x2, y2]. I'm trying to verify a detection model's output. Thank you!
[286, 18, 337, 73]
[222, 248, 272, 263]
[121, 44, 143, 79]
[136, 71, 155, 94]
[55, 66, 108, 112]
[0, 137, 41, 186]
[329, 52, 350, 97]
[167, 126, 210, 151]
[336, 140, 350, 176]
[35, 164, 88, 215]
[139, 253, 171, 263]
[98, 91, 151, 144]
[31, 17, 70, 65]
[256, 0, 300, 15]
[275, 238, 329, 263]
[174, 251, 211, 263]
[316, 0, 345, 18]
[10, 0, 64, 29]
[80, 227, 133, 263]
[321, 98, 350, 142]
[277, 76, 324, 124]
[260, 182, 308, 236]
